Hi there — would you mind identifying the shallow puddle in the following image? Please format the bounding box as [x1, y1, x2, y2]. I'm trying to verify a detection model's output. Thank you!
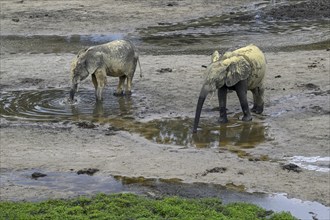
[0, 89, 143, 122]
[0, 34, 130, 54]
[1, 3, 329, 55]
[139, 3, 330, 54]
[0, 89, 267, 149]
[134, 118, 267, 149]
[1, 169, 329, 219]
[286, 156, 330, 173]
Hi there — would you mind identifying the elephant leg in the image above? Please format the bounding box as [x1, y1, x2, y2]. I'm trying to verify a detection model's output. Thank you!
[114, 76, 126, 96]
[92, 73, 98, 91]
[235, 80, 252, 121]
[218, 86, 228, 123]
[251, 86, 264, 114]
[95, 70, 107, 101]
[93, 101, 104, 116]
[125, 76, 133, 96]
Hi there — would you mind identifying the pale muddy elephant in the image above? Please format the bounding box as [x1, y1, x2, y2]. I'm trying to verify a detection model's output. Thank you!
[193, 44, 266, 133]
[70, 40, 142, 101]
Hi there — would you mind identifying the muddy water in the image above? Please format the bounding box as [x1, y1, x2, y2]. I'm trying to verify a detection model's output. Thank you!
[0, 89, 144, 121]
[1, 1, 329, 55]
[0, 89, 268, 149]
[1, 169, 329, 219]
[286, 156, 330, 173]
[139, 0, 330, 54]
[140, 16, 329, 54]
[0, 34, 130, 54]
[137, 118, 267, 149]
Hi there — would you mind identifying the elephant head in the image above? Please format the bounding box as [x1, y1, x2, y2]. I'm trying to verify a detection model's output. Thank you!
[193, 55, 252, 133]
[69, 48, 103, 101]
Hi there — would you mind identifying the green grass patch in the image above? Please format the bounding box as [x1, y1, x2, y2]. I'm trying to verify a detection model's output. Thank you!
[0, 193, 296, 219]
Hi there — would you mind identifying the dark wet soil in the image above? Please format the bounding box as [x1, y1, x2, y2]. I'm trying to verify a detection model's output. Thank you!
[281, 163, 303, 173]
[20, 78, 44, 86]
[77, 168, 99, 176]
[1, 1, 329, 55]
[75, 121, 97, 129]
[265, 0, 330, 20]
[201, 167, 227, 176]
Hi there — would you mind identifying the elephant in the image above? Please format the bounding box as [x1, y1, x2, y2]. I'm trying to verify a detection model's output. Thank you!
[193, 44, 266, 133]
[69, 40, 142, 101]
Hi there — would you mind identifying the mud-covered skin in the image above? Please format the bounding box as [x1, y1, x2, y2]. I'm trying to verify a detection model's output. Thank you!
[70, 40, 142, 101]
[193, 45, 266, 132]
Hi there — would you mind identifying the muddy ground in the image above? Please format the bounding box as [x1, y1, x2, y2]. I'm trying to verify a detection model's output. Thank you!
[0, 0, 330, 208]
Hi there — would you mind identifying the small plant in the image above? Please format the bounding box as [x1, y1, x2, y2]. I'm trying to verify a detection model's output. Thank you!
[0, 193, 296, 220]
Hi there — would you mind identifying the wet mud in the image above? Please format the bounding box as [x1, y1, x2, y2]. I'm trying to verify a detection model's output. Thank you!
[0, 34, 128, 54]
[1, 0, 329, 55]
[138, 0, 330, 55]
[0, 0, 329, 218]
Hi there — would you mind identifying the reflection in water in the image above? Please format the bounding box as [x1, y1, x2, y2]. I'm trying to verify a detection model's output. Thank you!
[286, 156, 330, 173]
[1, 170, 329, 219]
[0, 89, 138, 122]
[93, 101, 104, 117]
[140, 118, 267, 148]
[0, 34, 129, 54]
[77, 34, 124, 44]
[0, 89, 266, 149]
[91, 96, 133, 118]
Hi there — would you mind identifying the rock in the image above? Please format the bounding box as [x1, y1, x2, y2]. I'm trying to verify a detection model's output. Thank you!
[156, 68, 172, 73]
[281, 163, 302, 173]
[31, 172, 47, 179]
[201, 167, 227, 176]
[76, 121, 97, 129]
[77, 168, 99, 175]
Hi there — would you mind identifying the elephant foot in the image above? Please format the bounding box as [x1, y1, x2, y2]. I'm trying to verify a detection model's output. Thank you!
[125, 91, 132, 96]
[242, 114, 252, 121]
[113, 91, 124, 96]
[218, 117, 228, 124]
[251, 105, 264, 114]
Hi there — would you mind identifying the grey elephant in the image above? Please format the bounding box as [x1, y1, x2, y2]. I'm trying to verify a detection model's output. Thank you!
[69, 40, 142, 101]
[193, 44, 266, 133]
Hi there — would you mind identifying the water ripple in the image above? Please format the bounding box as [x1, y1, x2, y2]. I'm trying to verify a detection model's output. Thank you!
[0, 89, 138, 122]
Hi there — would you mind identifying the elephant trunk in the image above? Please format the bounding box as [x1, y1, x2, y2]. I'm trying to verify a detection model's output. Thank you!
[69, 83, 78, 102]
[193, 85, 210, 133]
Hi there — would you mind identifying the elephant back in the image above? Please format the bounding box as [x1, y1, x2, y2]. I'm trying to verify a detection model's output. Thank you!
[230, 45, 266, 89]
[97, 40, 137, 77]
[203, 44, 266, 91]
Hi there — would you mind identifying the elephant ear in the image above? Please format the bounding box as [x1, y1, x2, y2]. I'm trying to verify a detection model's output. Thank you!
[84, 51, 103, 75]
[77, 48, 88, 58]
[211, 50, 221, 63]
[204, 61, 227, 91]
[225, 56, 251, 87]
